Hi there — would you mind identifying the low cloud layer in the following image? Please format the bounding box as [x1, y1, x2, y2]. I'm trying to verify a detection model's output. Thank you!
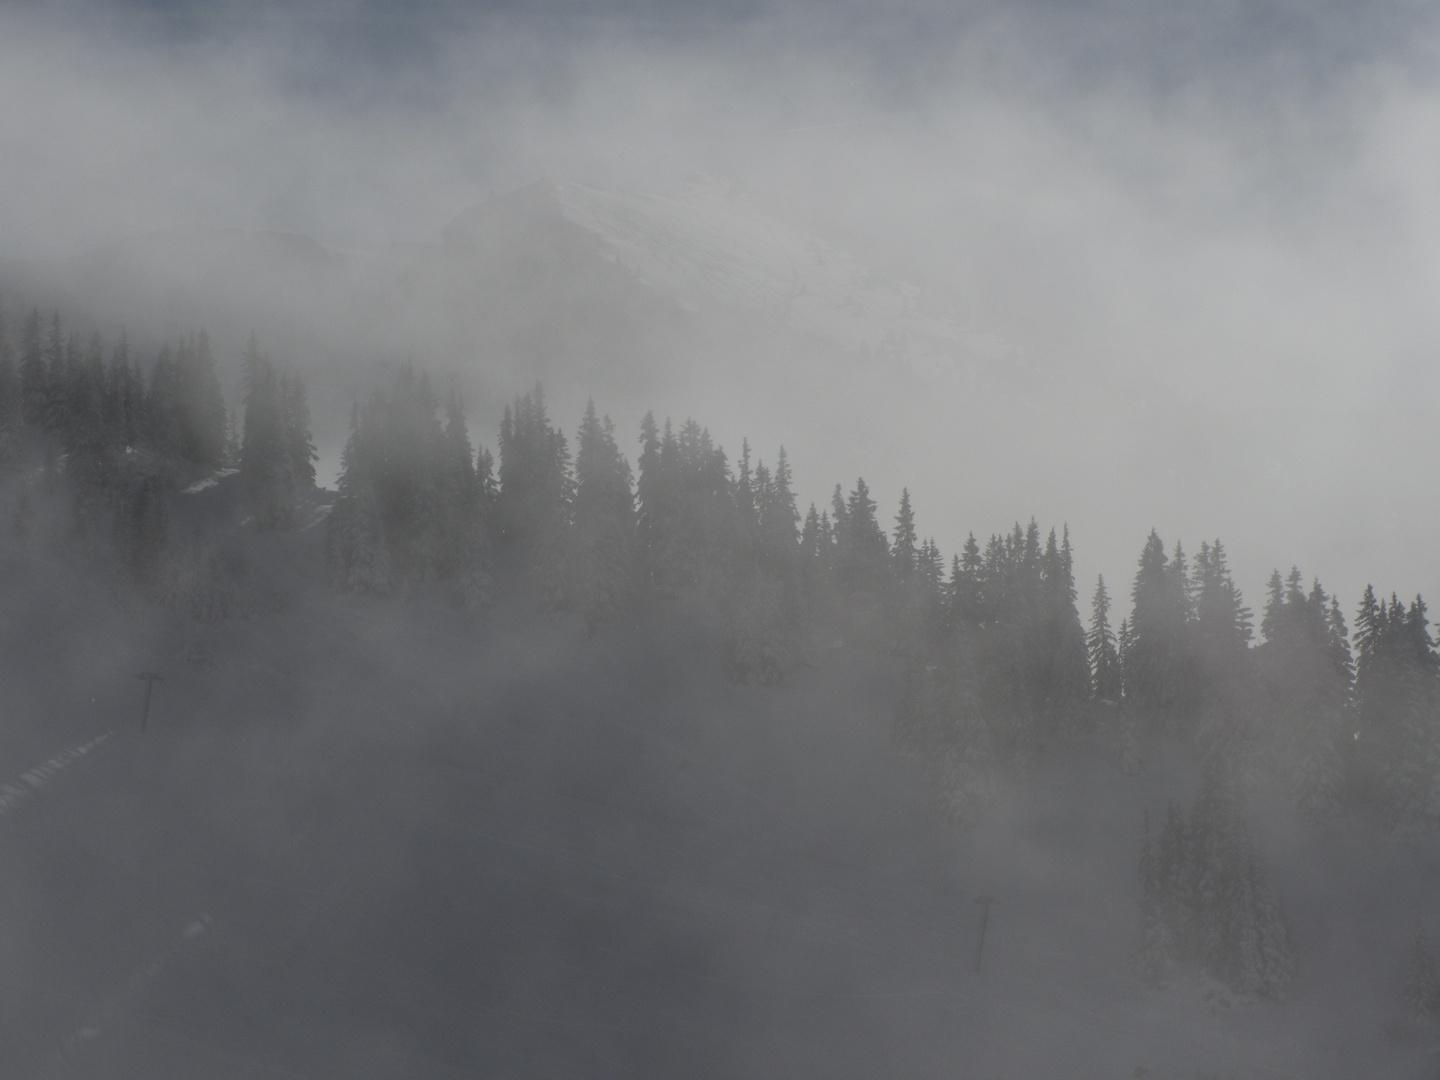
[6, 0, 1440, 606]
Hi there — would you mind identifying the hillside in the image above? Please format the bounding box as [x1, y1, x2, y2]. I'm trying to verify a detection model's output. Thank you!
[1, 488, 1439, 1079]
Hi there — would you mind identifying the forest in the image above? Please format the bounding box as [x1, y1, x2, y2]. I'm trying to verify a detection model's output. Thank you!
[5, 304, 1440, 1017]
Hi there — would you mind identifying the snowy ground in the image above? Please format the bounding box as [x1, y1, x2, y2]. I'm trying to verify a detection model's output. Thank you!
[2, 546, 1439, 1077]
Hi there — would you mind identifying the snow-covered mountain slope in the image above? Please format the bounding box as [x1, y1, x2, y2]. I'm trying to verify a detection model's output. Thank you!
[450, 177, 1000, 378]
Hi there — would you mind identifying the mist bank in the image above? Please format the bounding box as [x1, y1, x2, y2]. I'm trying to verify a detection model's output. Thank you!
[3, 337, 1440, 1077]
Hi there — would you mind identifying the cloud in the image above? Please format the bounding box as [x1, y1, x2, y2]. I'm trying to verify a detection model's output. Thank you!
[7, 0, 1440, 604]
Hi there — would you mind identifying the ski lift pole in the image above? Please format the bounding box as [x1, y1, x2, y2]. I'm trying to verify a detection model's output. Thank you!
[135, 672, 164, 732]
[973, 895, 996, 974]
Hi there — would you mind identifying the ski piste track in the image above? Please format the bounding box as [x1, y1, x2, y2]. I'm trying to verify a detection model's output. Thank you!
[0, 732, 114, 818]
[7, 612, 1440, 1079]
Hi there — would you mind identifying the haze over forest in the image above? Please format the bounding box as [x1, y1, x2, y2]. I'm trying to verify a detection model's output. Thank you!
[5, 1, 1440, 1077]
[7, 0, 1440, 604]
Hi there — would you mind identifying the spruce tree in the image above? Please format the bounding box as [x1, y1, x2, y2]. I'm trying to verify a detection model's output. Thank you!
[1407, 926, 1440, 1022]
[41, 313, 68, 435]
[1354, 586, 1440, 829]
[568, 400, 636, 632]
[325, 408, 394, 595]
[1128, 530, 1197, 735]
[1040, 526, 1092, 732]
[1135, 808, 1174, 984]
[892, 488, 918, 579]
[1256, 570, 1350, 821]
[1089, 575, 1122, 704]
[758, 447, 800, 563]
[174, 331, 228, 467]
[19, 308, 45, 427]
[0, 304, 19, 463]
[498, 384, 573, 584]
[1190, 539, 1253, 755]
[238, 336, 298, 530]
[281, 370, 317, 490]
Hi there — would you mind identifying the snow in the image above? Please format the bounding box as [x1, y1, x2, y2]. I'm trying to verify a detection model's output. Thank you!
[547, 176, 992, 377]
[0, 733, 113, 816]
[180, 469, 238, 496]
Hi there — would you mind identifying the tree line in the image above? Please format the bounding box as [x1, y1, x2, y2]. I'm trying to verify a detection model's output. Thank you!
[12, 308, 1440, 1003]
[5, 309, 1436, 841]
[0, 308, 314, 595]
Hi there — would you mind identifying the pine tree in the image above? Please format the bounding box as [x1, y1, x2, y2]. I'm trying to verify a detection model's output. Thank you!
[238, 336, 297, 530]
[758, 447, 800, 560]
[1089, 575, 1122, 704]
[116, 474, 170, 585]
[568, 400, 636, 632]
[733, 438, 757, 543]
[1353, 586, 1440, 830]
[1141, 770, 1294, 998]
[834, 477, 889, 599]
[635, 410, 666, 586]
[19, 308, 45, 427]
[174, 331, 228, 467]
[433, 392, 489, 604]
[892, 488, 918, 579]
[498, 385, 573, 590]
[41, 313, 68, 435]
[1407, 926, 1440, 1022]
[325, 411, 394, 596]
[0, 303, 18, 463]
[1135, 808, 1175, 984]
[1128, 530, 1197, 735]
[1256, 570, 1350, 821]
[726, 444, 807, 683]
[951, 533, 982, 629]
[1040, 525, 1092, 732]
[1190, 539, 1254, 755]
[145, 343, 183, 458]
[281, 370, 317, 491]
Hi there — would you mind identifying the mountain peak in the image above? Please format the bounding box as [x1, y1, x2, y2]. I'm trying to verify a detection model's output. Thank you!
[450, 177, 979, 376]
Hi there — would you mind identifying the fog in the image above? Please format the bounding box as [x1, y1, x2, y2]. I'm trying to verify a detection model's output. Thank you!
[5, 1, 1440, 1076]
[5, 0, 1440, 600]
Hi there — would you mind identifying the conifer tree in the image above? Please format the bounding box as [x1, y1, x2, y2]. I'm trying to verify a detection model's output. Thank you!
[733, 438, 757, 542]
[238, 336, 298, 530]
[1408, 926, 1440, 1022]
[1040, 526, 1092, 732]
[0, 304, 19, 463]
[951, 533, 982, 629]
[1190, 539, 1253, 754]
[1140, 766, 1294, 998]
[498, 384, 573, 585]
[568, 400, 636, 632]
[635, 410, 666, 585]
[1256, 569, 1351, 820]
[280, 370, 317, 490]
[325, 407, 394, 595]
[173, 331, 228, 467]
[1135, 808, 1174, 984]
[1089, 575, 1122, 704]
[19, 308, 45, 427]
[116, 474, 170, 584]
[757, 447, 800, 563]
[1353, 586, 1440, 829]
[835, 478, 888, 589]
[41, 313, 68, 434]
[892, 488, 918, 579]
[109, 334, 140, 452]
[1128, 530, 1197, 735]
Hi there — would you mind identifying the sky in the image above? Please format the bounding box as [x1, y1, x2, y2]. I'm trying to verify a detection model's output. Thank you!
[6, 0, 1440, 611]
